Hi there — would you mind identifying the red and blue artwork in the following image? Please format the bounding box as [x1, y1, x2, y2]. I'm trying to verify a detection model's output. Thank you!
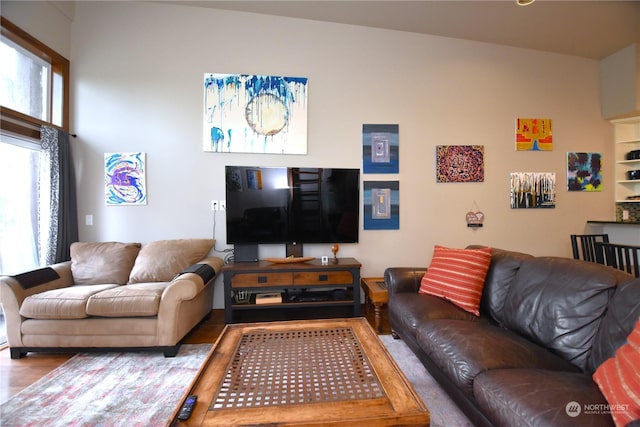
[516, 118, 553, 151]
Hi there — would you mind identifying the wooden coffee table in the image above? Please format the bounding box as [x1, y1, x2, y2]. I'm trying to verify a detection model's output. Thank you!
[174, 318, 429, 426]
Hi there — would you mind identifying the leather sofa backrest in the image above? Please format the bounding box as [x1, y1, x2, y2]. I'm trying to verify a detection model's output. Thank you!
[588, 278, 640, 372]
[479, 248, 534, 325]
[501, 257, 618, 371]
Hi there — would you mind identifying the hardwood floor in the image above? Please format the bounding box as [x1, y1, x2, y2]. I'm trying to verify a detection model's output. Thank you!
[0, 305, 387, 405]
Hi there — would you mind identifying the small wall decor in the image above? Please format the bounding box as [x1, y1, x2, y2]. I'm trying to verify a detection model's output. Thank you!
[567, 152, 602, 191]
[104, 152, 147, 206]
[203, 73, 308, 154]
[363, 181, 399, 230]
[516, 118, 553, 151]
[510, 172, 556, 209]
[436, 145, 484, 182]
[466, 201, 484, 228]
[362, 124, 399, 173]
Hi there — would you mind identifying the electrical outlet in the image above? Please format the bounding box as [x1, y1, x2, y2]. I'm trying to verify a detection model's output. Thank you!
[211, 200, 218, 211]
[219, 200, 226, 210]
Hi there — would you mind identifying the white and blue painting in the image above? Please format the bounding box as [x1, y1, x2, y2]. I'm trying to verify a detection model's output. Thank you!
[203, 73, 308, 154]
[362, 124, 399, 174]
[104, 152, 147, 206]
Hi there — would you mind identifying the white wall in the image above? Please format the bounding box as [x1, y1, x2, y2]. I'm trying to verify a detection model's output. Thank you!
[4, 1, 616, 308]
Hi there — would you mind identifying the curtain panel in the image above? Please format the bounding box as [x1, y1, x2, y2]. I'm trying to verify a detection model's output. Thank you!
[40, 126, 79, 264]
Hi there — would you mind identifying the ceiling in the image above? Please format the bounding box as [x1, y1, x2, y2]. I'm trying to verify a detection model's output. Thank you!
[165, 0, 640, 60]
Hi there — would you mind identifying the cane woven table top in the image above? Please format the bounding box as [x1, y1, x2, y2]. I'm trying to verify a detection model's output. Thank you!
[175, 318, 429, 426]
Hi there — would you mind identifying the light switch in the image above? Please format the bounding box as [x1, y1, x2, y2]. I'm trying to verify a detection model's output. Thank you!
[85, 214, 93, 226]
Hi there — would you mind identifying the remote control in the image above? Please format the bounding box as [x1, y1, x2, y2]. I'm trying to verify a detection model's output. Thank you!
[177, 395, 197, 421]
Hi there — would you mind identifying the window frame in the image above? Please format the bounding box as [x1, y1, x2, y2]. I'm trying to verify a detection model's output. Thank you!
[0, 17, 70, 138]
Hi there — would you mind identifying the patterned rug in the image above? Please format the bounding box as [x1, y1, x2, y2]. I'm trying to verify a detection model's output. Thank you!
[0, 337, 472, 427]
[0, 344, 211, 427]
[379, 334, 474, 427]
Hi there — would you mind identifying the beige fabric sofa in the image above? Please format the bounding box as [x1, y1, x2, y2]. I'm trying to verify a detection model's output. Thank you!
[0, 239, 223, 359]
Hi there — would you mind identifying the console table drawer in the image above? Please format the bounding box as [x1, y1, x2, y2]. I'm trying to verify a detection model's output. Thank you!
[293, 271, 353, 286]
[231, 272, 293, 288]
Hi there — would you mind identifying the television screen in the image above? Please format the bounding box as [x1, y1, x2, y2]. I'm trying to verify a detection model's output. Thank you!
[225, 166, 359, 244]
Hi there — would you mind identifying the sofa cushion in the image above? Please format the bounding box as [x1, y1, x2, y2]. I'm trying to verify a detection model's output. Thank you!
[418, 245, 492, 316]
[388, 292, 480, 339]
[416, 319, 578, 396]
[589, 278, 640, 371]
[502, 257, 618, 371]
[474, 369, 614, 427]
[19, 284, 119, 319]
[85, 283, 168, 317]
[128, 239, 214, 283]
[71, 242, 141, 285]
[593, 318, 640, 427]
[478, 248, 534, 325]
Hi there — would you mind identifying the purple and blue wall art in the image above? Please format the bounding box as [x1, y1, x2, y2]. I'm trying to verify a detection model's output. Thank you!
[104, 152, 147, 206]
[203, 74, 308, 154]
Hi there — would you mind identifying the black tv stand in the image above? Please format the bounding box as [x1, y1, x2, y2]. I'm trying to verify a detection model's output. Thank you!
[222, 257, 361, 323]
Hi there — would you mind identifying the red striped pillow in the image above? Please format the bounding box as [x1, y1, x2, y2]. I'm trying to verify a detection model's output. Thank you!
[418, 245, 492, 316]
[593, 318, 640, 427]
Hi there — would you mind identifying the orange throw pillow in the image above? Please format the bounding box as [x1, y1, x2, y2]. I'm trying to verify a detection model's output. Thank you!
[418, 245, 492, 316]
[593, 318, 640, 427]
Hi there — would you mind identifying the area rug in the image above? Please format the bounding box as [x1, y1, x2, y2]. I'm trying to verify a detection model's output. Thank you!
[0, 344, 211, 427]
[379, 334, 474, 427]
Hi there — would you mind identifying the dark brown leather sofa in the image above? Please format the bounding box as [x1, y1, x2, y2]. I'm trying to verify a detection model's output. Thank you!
[386, 247, 640, 427]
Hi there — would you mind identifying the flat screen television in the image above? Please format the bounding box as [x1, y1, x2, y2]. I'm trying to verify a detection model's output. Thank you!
[225, 166, 360, 251]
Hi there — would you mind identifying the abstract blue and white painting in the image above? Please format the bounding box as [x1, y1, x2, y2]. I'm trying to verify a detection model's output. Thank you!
[362, 124, 399, 174]
[203, 74, 308, 154]
[104, 152, 147, 205]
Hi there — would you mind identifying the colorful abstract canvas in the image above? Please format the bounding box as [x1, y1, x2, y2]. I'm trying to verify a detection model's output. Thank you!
[203, 74, 308, 154]
[567, 152, 602, 191]
[104, 152, 147, 205]
[436, 145, 484, 182]
[362, 124, 399, 173]
[516, 118, 553, 151]
[510, 172, 556, 209]
[363, 181, 399, 230]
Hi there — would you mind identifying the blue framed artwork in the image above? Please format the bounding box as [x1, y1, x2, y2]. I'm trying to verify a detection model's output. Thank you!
[104, 152, 147, 206]
[203, 73, 308, 154]
[362, 124, 399, 173]
[363, 181, 400, 230]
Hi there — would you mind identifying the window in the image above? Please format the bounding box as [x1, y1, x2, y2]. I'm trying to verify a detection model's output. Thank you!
[0, 136, 40, 274]
[0, 19, 71, 346]
[0, 17, 70, 136]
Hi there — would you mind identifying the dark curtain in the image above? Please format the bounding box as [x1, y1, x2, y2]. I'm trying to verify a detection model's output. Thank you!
[41, 126, 79, 264]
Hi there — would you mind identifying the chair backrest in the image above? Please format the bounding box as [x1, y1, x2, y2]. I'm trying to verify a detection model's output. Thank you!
[570, 234, 609, 262]
[595, 242, 640, 278]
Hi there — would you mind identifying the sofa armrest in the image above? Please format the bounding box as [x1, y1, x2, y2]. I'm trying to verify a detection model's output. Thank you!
[160, 256, 223, 304]
[0, 261, 74, 346]
[384, 267, 427, 296]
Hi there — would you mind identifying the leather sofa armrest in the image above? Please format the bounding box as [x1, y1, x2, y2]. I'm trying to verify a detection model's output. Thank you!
[384, 267, 427, 296]
[0, 261, 74, 346]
